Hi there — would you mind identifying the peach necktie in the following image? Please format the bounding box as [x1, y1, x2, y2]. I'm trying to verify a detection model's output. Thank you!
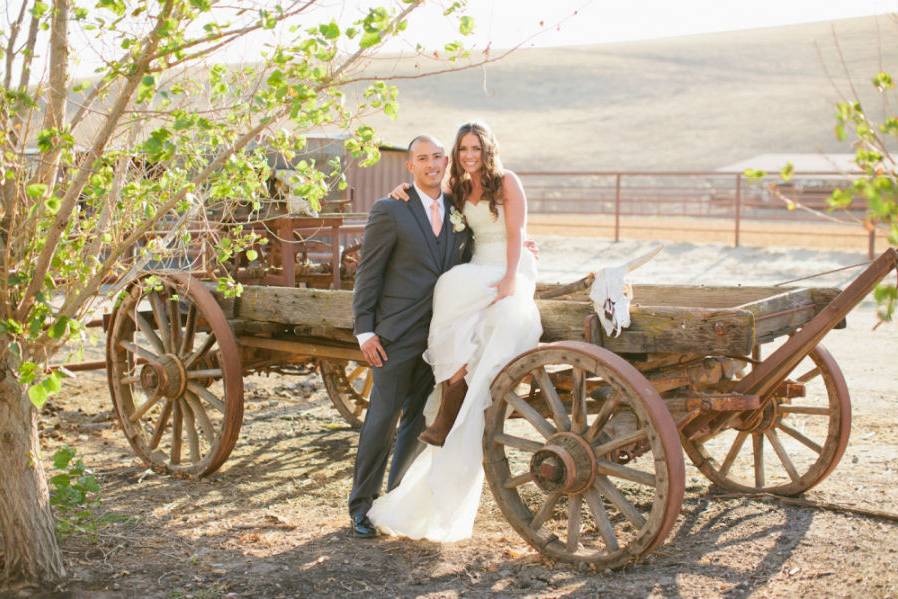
[430, 200, 442, 236]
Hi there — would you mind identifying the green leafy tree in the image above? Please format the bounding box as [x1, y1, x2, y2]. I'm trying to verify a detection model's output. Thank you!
[826, 76, 898, 322]
[0, 0, 480, 589]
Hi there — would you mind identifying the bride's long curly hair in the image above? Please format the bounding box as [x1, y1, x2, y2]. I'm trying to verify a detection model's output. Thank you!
[448, 122, 504, 219]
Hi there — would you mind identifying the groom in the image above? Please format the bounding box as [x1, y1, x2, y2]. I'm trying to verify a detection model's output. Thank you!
[348, 135, 472, 538]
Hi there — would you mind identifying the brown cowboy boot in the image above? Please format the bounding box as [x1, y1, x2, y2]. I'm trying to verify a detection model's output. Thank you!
[418, 377, 468, 447]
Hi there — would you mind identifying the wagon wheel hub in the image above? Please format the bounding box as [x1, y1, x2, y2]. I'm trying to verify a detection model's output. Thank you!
[529, 432, 596, 494]
[138, 354, 187, 400]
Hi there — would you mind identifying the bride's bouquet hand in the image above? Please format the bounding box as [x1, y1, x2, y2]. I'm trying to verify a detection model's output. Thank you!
[490, 274, 516, 305]
[389, 183, 411, 201]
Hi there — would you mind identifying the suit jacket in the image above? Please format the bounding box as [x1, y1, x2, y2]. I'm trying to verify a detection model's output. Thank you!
[353, 188, 472, 357]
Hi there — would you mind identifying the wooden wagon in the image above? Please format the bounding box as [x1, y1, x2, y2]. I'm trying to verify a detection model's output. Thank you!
[101, 245, 898, 568]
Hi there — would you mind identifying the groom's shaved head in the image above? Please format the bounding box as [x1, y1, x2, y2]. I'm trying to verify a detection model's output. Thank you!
[407, 135, 444, 156]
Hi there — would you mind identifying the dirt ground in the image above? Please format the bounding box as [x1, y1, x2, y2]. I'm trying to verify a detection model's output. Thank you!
[13, 240, 898, 599]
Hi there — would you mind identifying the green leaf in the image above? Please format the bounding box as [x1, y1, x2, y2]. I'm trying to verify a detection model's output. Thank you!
[26, 183, 48, 199]
[360, 31, 381, 49]
[28, 384, 49, 408]
[245, 249, 258, 261]
[780, 161, 794, 183]
[189, 0, 211, 10]
[459, 16, 475, 36]
[53, 446, 76, 470]
[743, 168, 765, 181]
[32, 1, 49, 18]
[828, 188, 854, 209]
[873, 71, 894, 91]
[45, 195, 61, 214]
[319, 21, 340, 39]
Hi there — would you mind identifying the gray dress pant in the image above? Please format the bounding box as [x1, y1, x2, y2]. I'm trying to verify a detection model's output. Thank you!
[348, 335, 434, 519]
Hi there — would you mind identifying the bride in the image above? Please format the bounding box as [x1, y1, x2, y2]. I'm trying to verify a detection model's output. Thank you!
[366, 121, 543, 541]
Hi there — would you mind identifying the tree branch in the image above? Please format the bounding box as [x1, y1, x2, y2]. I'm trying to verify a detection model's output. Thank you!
[15, 0, 176, 322]
[2, 0, 28, 89]
[34, 0, 69, 189]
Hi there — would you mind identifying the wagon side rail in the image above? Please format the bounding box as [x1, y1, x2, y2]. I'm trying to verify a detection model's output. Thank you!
[734, 247, 898, 398]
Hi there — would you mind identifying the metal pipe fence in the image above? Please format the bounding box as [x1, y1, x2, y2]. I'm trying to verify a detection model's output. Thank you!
[516, 171, 882, 258]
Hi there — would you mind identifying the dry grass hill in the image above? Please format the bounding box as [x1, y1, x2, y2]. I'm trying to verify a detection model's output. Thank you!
[354, 15, 898, 171]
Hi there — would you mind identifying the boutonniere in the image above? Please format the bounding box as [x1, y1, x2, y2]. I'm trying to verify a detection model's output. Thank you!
[449, 207, 467, 232]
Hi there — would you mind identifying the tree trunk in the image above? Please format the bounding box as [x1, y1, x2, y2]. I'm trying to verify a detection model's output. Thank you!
[0, 360, 66, 590]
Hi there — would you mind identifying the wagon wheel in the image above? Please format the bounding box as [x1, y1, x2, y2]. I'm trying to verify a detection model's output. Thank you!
[106, 273, 244, 477]
[319, 359, 372, 428]
[484, 341, 685, 568]
[683, 344, 850, 496]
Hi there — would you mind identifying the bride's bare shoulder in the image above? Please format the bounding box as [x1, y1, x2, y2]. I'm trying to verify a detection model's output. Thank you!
[501, 171, 525, 199]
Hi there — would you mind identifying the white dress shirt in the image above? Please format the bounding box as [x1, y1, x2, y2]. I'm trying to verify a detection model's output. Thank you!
[356, 184, 445, 348]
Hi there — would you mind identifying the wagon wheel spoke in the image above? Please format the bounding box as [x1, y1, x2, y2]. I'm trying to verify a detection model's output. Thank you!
[119, 340, 160, 363]
[120, 374, 140, 385]
[777, 422, 822, 454]
[171, 399, 183, 465]
[361, 369, 374, 398]
[186, 368, 224, 380]
[504, 472, 535, 489]
[181, 399, 201, 463]
[596, 459, 656, 487]
[752, 432, 765, 488]
[718, 430, 749, 478]
[534, 367, 571, 432]
[569, 367, 587, 434]
[779, 405, 831, 416]
[129, 392, 164, 424]
[530, 490, 563, 530]
[346, 365, 366, 383]
[764, 429, 800, 483]
[167, 294, 182, 354]
[149, 291, 173, 353]
[494, 432, 544, 453]
[593, 428, 648, 458]
[183, 335, 218, 370]
[594, 475, 647, 529]
[504, 392, 556, 439]
[796, 366, 821, 383]
[178, 303, 197, 357]
[187, 382, 226, 413]
[584, 395, 620, 444]
[149, 399, 173, 450]
[131, 311, 165, 355]
[584, 488, 619, 551]
[567, 494, 583, 553]
[184, 391, 215, 444]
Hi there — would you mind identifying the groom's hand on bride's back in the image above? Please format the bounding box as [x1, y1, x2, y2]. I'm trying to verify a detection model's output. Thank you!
[360, 335, 388, 367]
[389, 183, 411, 201]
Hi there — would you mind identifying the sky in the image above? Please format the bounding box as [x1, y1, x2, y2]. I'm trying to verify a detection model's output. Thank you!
[40, 0, 898, 80]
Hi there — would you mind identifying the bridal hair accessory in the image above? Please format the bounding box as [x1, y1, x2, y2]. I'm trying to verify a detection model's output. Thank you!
[449, 207, 467, 232]
[589, 244, 663, 337]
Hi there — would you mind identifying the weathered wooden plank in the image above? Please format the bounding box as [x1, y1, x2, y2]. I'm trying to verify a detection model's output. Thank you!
[539, 299, 755, 355]
[237, 286, 355, 329]
[233, 285, 757, 355]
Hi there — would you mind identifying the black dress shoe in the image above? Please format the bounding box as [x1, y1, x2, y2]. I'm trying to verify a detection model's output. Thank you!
[351, 514, 378, 538]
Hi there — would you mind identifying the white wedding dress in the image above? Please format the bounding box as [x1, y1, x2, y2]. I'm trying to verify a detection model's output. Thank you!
[367, 200, 543, 541]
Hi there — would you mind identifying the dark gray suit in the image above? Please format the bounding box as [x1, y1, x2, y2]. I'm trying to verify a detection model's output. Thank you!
[349, 188, 472, 518]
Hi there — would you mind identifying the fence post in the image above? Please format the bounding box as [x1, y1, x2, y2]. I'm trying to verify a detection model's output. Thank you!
[734, 173, 742, 248]
[614, 173, 621, 242]
[868, 228, 876, 260]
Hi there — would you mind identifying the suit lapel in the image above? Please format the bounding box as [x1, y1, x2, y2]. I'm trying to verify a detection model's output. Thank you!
[405, 187, 441, 271]
[441, 195, 457, 270]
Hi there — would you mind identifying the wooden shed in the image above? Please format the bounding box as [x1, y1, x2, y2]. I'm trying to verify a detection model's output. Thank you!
[267, 134, 407, 214]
